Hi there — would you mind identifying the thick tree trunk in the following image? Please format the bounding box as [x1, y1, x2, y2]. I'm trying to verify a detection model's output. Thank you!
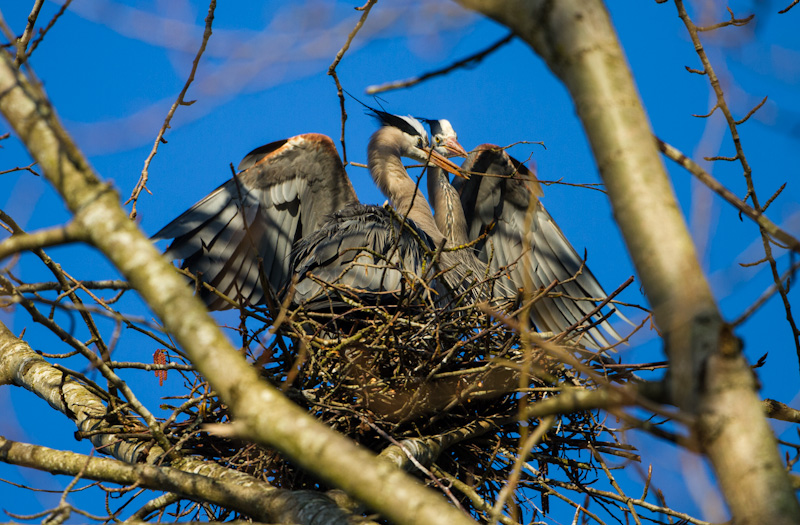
[451, 0, 800, 523]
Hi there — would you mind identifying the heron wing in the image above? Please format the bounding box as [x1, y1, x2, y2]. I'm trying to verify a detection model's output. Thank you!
[456, 144, 623, 349]
[153, 134, 358, 310]
[290, 204, 436, 311]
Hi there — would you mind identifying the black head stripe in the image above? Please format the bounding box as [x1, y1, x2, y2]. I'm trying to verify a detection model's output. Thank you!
[349, 94, 426, 138]
[368, 109, 425, 139]
[427, 119, 457, 139]
[427, 120, 444, 138]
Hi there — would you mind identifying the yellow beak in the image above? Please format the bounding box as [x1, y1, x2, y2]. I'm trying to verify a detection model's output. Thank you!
[425, 147, 468, 179]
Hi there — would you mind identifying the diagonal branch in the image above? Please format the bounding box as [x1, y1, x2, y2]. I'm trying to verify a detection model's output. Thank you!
[0, 48, 478, 525]
[0, 436, 351, 524]
[0, 318, 353, 525]
[657, 138, 800, 253]
[779, 0, 799, 14]
[126, 0, 217, 219]
[365, 32, 515, 95]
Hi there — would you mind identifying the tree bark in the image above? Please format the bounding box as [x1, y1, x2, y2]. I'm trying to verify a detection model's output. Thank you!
[0, 318, 357, 525]
[0, 51, 476, 525]
[451, 0, 800, 523]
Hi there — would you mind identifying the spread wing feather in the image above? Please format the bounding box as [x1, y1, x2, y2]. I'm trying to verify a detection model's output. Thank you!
[153, 134, 358, 310]
[290, 204, 436, 310]
[456, 144, 623, 349]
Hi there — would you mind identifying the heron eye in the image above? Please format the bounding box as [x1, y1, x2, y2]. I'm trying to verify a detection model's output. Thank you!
[416, 137, 424, 148]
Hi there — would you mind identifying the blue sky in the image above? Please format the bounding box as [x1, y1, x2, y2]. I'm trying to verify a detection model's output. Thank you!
[1, 0, 799, 522]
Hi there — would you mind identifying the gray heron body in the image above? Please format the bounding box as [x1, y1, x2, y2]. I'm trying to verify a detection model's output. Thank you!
[425, 119, 625, 349]
[153, 112, 482, 312]
[426, 119, 471, 248]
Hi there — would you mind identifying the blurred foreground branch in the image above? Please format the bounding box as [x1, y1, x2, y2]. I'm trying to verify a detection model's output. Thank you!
[0, 48, 478, 525]
[0, 318, 353, 524]
[450, 0, 800, 523]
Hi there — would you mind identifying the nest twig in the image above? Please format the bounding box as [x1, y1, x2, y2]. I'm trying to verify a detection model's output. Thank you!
[150, 258, 641, 519]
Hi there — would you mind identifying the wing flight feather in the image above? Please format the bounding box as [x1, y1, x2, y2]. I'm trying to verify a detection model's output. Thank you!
[153, 134, 358, 310]
[456, 144, 623, 348]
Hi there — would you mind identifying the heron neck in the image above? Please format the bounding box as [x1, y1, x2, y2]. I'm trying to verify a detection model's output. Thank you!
[427, 165, 469, 247]
[368, 129, 444, 245]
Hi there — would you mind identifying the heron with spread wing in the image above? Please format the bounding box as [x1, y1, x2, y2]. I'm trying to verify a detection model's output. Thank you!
[425, 119, 627, 349]
[153, 111, 484, 312]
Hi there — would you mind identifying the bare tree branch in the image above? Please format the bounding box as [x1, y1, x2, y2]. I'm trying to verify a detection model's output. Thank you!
[0, 436, 353, 524]
[365, 32, 515, 95]
[764, 398, 800, 423]
[127, 0, 217, 219]
[18, 0, 73, 65]
[0, 48, 480, 525]
[695, 7, 754, 32]
[14, 0, 44, 65]
[0, 220, 86, 260]
[328, 0, 379, 165]
[779, 0, 799, 14]
[673, 0, 800, 369]
[0, 318, 357, 525]
[450, 1, 800, 523]
[657, 138, 800, 254]
[734, 260, 800, 327]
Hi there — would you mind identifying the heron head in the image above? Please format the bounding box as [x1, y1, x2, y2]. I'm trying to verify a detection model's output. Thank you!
[427, 119, 468, 160]
[370, 110, 466, 178]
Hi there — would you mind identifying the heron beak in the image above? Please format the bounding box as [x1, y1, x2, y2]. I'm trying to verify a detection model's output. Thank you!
[427, 148, 469, 179]
[443, 137, 468, 159]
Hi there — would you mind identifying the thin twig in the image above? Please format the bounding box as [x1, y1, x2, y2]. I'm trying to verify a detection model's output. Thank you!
[779, 0, 799, 14]
[0, 162, 39, 176]
[490, 416, 555, 524]
[695, 7, 753, 32]
[108, 361, 195, 372]
[590, 445, 642, 525]
[674, 0, 800, 369]
[537, 477, 713, 525]
[733, 259, 800, 327]
[657, 138, 800, 254]
[126, 0, 217, 219]
[21, 0, 73, 64]
[327, 0, 379, 165]
[8, 279, 130, 294]
[366, 32, 515, 95]
[735, 95, 767, 125]
[432, 466, 519, 525]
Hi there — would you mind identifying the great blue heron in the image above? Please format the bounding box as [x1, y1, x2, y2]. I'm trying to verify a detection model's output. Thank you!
[153, 111, 484, 312]
[425, 119, 625, 349]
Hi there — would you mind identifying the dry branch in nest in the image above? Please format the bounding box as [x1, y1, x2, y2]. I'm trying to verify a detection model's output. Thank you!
[1, 228, 645, 522]
[145, 254, 640, 520]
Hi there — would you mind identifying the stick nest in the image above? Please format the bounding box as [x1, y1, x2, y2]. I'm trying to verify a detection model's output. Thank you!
[158, 275, 637, 519]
